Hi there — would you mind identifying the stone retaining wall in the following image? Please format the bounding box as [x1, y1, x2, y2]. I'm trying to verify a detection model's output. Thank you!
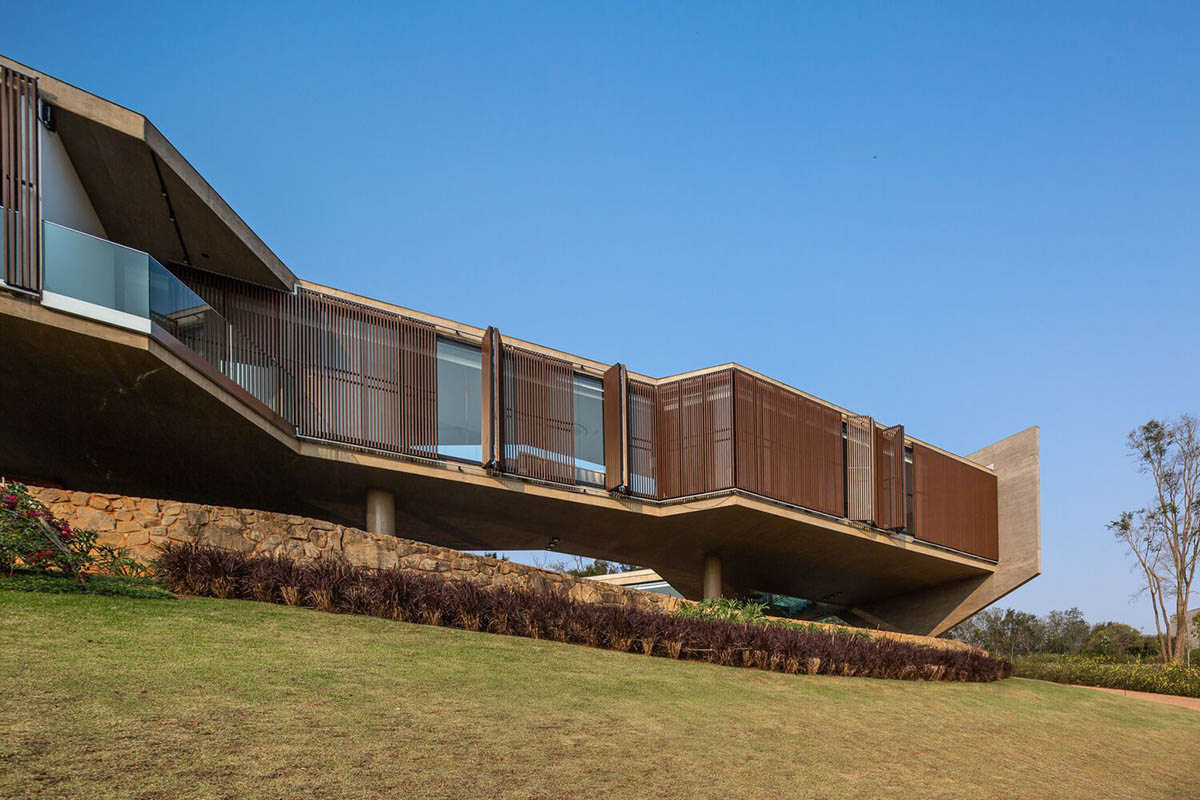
[28, 487, 682, 614]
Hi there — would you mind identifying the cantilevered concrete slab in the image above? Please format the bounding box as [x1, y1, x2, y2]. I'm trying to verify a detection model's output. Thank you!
[0, 295, 998, 631]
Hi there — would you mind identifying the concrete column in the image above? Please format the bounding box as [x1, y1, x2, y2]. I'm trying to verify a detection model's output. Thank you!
[702, 553, 723, 600]
[365, 489, 395, 535]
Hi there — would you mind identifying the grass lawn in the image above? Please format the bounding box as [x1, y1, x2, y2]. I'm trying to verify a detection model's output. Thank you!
[3, 591, 1199, 799]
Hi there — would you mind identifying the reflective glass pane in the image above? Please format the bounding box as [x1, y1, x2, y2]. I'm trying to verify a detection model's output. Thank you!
[43, 221, 149, 317]
[573, 374, 605, 484]
[437, 338, 482, 461]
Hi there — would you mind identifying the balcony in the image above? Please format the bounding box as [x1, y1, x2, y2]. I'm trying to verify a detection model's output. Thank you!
[41, 221, 296, 424]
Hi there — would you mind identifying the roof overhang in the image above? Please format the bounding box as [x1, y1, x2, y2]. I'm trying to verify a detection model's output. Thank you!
[1, 54, 296, 291]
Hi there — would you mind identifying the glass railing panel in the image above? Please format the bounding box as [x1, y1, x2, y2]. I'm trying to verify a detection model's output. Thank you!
[43, 221, 150, 317]
[40, 219, 297, 425]
[149, 258, 228, 365]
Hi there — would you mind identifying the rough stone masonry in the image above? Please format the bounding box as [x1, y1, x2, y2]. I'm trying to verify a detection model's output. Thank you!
[28, 486, 682, 614]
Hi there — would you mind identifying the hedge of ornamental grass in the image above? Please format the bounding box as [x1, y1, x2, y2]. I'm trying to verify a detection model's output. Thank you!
[1014, 654, 1200, 698]
[155, 543, 1012, 683]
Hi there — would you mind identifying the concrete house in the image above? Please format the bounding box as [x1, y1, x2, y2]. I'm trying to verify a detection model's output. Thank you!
[0, 56, 1040, 635]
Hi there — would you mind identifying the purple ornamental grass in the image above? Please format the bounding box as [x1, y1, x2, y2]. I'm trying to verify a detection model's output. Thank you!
[154, 542, 1011, 683]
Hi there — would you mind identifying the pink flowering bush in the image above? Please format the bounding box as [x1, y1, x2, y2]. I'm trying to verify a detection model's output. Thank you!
[0, 481, 97, 578]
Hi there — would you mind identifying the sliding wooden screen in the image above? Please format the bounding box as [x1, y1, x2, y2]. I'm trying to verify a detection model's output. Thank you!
[656, 370, 734, 499]
[501, 344, 576, 484]
[874, 424, 905, 531]
[735, 372, 844, 515]
[845, 415, 875, 522]
[284, 289, 436, 455]
[628, 379, 659, 498]
[1, 66, 40, 293]
[397, 316, 438, 456]
[911, 442, 998, 560]
[176, 268, 439, 454]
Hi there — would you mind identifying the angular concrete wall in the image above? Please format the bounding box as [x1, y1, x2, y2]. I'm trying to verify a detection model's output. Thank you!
[854, 426, 1041, 636]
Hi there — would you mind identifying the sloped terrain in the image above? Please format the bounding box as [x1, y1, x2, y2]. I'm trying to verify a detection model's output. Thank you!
[2, 591, 1198, 799]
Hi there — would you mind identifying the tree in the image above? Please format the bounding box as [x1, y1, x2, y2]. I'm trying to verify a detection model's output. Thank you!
[948, 608, 1046, 659]
[538, 554, 641, 578]
[1110, 416, 1200, 663]
[1084, 621, 1144, 659]
[1042, 607, 1090, 654]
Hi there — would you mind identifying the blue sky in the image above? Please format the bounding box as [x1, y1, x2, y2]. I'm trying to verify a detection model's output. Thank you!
[10, 2, 1199, 629]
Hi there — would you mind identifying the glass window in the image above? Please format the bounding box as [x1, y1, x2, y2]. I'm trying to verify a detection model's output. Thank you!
[573, 374, 605, 484]
[437, 338, 482, 462]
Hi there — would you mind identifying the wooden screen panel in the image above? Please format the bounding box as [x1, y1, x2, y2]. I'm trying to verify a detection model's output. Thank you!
[874, 424, 905, 531]
[230, 286, 436, 455]
[1, 67, 40, 293]
[656, 381, 681, 498]
[602, 363, 627, 491]
[912, 442, 999, 560]
[174, 265, 286, 366]
[736, 372, 801, 506]
[733, 371, 845, 515]
[397, 318, 437, 456]
[846, 415, 875, 522]
[628, 380, 658, 498]
[501, 345, 575, 484]
[655, 370, 733, 499]
[792, 391, 845, 516]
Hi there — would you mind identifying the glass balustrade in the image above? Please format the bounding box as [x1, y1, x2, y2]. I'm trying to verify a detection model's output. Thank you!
[42, 220, 295, 424]
[43, 221, 150, 317]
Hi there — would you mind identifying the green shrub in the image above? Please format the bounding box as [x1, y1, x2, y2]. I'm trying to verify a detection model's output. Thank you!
[0, 570, 175, 599]
[1013, 654, 1200, 698]
[676, 597, 769, 624]
[0, 481, 96, 578]
[674, 598, 872, 641]
[93, 545, 153, 578]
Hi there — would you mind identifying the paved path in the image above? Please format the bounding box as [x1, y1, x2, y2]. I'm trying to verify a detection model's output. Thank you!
[1071, 684, 1200, 712]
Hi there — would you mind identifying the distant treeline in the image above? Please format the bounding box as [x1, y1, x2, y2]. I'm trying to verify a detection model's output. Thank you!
[945, 607, 1164, 661]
